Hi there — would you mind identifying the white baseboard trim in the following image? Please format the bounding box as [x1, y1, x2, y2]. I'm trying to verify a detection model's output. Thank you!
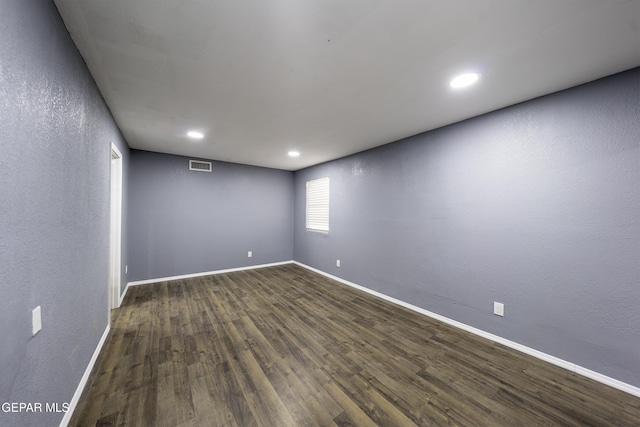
[118, 282, 130, 307]
[126, 260, 295, 288]
[59, 324, 111, 427]
[293, 261, 640, 398]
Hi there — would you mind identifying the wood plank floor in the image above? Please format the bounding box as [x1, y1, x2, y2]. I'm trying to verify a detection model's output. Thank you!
[70, 264, 640, 426]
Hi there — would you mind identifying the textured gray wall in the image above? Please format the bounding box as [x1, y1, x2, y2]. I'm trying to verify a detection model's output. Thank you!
[294, 68, 640, 387]
[0, 0, 129, 425]
[128, 150, 293, 282]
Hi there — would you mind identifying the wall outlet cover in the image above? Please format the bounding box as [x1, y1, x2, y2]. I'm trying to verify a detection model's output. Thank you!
[336, 259, 341, 268]
[494, 302, 505, 317]
[248, 251, 252, 258]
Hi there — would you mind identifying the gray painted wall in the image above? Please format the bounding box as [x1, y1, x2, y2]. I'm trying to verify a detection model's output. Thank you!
[0, 0, 129, 425]
[127, 150, 293, 282]
[294, 68, 640, 387]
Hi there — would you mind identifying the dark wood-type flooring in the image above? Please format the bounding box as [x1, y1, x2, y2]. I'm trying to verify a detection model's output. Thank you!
[70, 264, 640, 426]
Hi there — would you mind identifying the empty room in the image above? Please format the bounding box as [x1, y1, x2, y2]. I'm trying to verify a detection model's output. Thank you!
[1, 0, 640, 426]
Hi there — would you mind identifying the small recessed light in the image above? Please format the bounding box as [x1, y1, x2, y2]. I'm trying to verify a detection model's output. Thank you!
[450, 73, 480, 88]
[288, 151, 300, 157]
[187, 131, 204, 139]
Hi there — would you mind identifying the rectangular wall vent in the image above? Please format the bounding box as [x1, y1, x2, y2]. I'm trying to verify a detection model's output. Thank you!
[189, 160, 212, 172]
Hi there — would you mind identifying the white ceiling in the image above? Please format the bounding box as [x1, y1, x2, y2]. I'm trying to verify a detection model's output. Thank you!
[54, 0, 640, 171]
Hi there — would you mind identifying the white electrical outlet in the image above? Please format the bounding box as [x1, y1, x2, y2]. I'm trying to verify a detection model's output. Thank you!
[32, 306, 42, 336]
[336, 259, 340, 268]
[125, 265, 128, 274]
[494, 302, 504, 317]
[248, 251, 252, 258]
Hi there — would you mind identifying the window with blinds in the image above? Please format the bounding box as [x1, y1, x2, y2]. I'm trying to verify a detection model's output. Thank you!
[306, 177, 329, 233]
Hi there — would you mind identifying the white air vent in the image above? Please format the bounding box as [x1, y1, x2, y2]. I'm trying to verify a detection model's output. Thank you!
[189, 160, 212, 172]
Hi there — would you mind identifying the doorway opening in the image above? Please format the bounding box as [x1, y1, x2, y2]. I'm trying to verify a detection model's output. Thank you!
[109, 143, 123, 311]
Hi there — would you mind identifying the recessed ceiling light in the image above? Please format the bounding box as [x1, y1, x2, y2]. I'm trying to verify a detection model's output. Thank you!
[288, 151, 300, 157]
[187, 131, 204, 139]
[450, 73, 480, 88]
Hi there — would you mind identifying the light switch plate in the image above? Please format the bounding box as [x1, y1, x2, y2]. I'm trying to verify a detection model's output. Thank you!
[32, 306, 42, 336]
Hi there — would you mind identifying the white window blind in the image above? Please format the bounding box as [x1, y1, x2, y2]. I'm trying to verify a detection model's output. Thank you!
[306, 177, 329, 233]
